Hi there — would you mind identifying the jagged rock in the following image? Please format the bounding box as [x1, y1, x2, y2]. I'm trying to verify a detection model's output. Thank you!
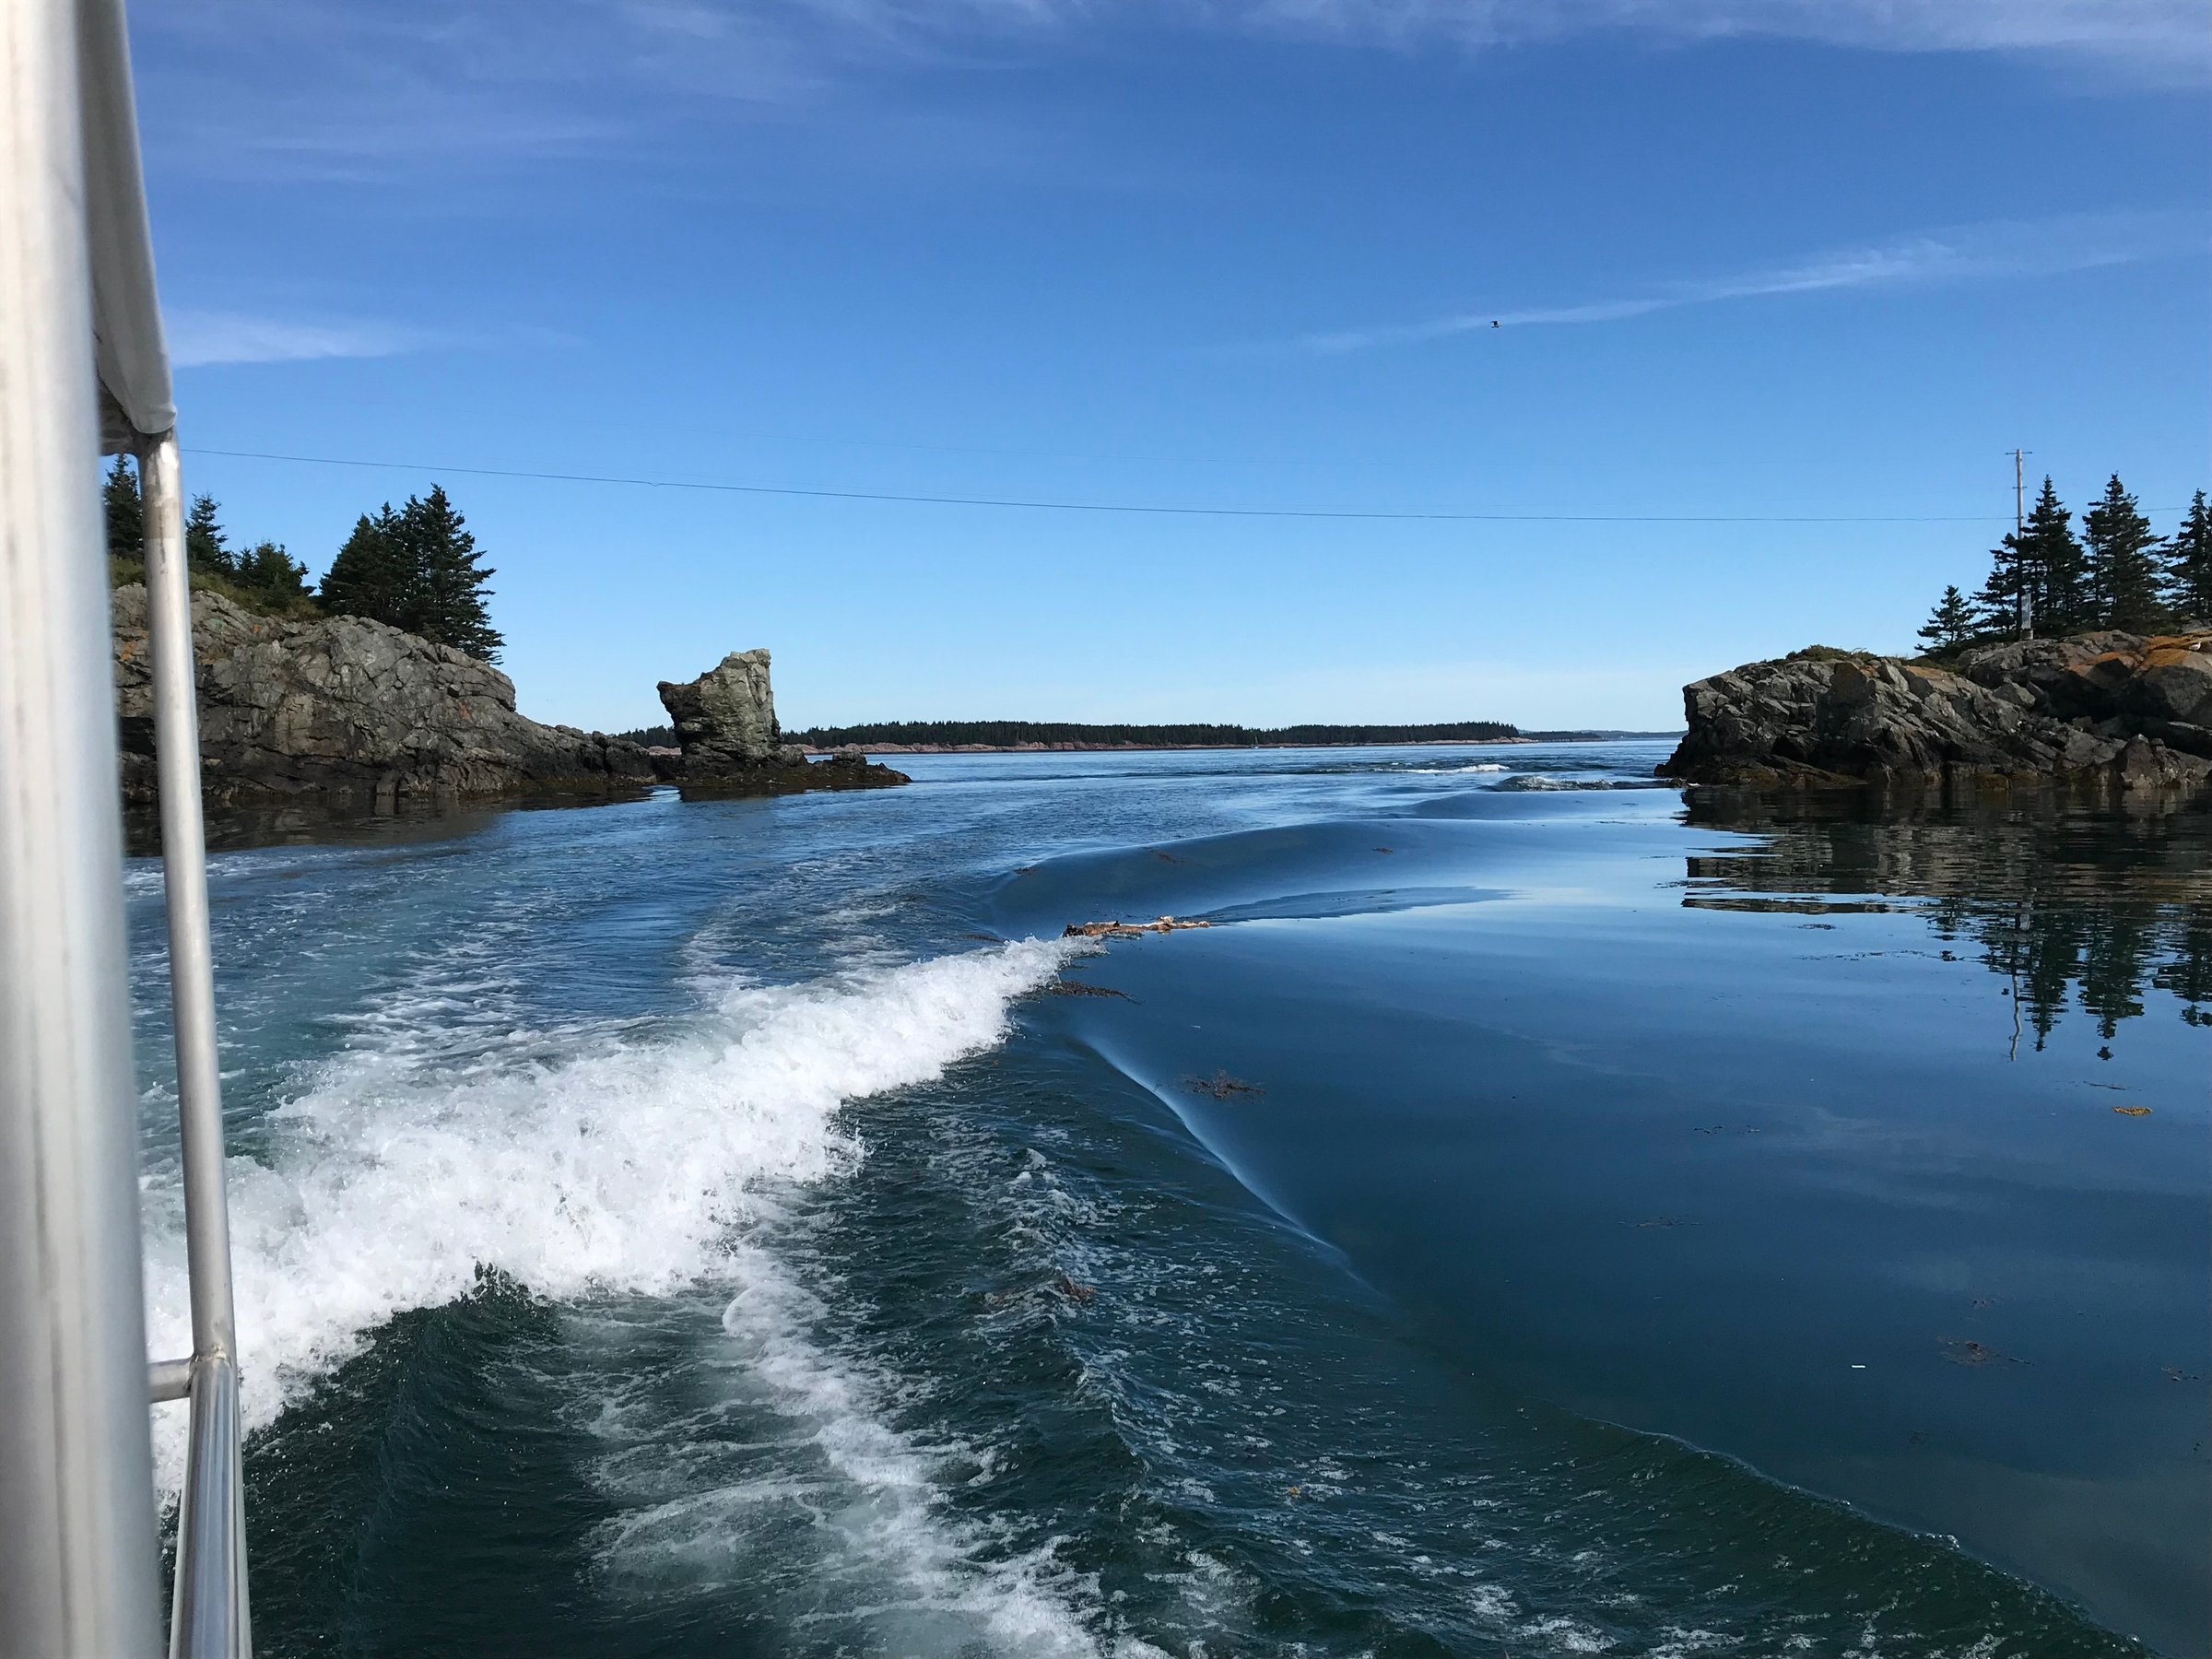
[1661, 633, 2212, 793]
[657, 648, 797, 769]
[655, 650, 908, 794]
[112, 584, 655, 807]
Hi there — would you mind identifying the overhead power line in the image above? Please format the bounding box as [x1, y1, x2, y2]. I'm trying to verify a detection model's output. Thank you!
[182, 445, 2140, 525]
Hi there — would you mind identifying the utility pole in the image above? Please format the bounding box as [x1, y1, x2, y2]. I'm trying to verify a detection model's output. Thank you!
[2008, 448, 2032, 639]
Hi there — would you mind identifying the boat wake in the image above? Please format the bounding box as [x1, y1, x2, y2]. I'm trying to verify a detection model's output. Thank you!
[579, 1237, 1164, 1658]
[138, 937, 1080, 1493]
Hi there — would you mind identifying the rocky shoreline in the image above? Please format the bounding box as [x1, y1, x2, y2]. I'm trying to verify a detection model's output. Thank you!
[1661, 631, 2212, 793]
[114, 586, 906, 807]
[140, 582, 2211, 809]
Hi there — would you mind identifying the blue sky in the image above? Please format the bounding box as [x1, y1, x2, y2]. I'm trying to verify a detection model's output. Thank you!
[131, 0, 2210, 732]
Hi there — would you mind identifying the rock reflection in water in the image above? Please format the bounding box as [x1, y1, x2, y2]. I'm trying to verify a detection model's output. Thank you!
[1680, 787, 2212, 1045]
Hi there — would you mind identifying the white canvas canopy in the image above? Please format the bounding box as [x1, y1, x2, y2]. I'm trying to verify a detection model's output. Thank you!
[0, 3, 244, 1654]
[79, 0, 174, 448]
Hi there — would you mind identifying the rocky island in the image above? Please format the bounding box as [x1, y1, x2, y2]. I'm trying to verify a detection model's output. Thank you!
[1662, 630, 2212, 792]
[655, 651, 908, 794]
[113, 585, 906, 807]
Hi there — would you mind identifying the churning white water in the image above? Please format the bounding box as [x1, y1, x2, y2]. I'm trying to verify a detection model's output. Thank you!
[138, 938, 1081, 1492]
[583, 1235, 1171, 1659]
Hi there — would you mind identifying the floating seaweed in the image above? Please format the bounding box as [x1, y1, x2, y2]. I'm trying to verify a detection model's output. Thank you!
[1065, 915, 1213, 939]
[1185, 1070, 1264, 1100]
[1940, 1337, 2025, 1367]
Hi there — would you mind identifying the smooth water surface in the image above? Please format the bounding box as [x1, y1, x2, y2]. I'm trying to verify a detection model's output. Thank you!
[127, 743, 2210, 1656]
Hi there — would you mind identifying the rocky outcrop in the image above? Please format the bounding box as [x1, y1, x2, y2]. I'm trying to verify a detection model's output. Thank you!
[1661, 632, 2212, 792]
[655, 650, 908, 794]
[112, 584, 655, 806]
[658, 649, 794, 771]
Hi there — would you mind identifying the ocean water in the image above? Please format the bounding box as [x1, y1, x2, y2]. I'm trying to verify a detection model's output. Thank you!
[124, 743, 2211, 1658]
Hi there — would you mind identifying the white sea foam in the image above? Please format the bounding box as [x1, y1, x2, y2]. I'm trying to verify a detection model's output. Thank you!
[1468, 1583, 1518, 1618]
[1518, 1612, 1618, 1652]
[140, 937, 1078, 1491]
[590, 1240, 1166, 1658]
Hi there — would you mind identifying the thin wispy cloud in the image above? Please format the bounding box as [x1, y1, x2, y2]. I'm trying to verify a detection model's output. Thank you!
[166, 310, 441, 369]
[130, 0, 2208, 181]
[658, 0, 2212, 77]
[1239, 0, 2212, 81]
[1295, 212, 2212, 353]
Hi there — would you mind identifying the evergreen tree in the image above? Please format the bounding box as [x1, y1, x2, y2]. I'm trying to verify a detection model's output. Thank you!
[1970, 531, 2033, 640]
[2030, 477, 2094, 635]
[234, 539, 313, 602]
[102, 455, 143, 561]
[2083, 474, 2167, 633]
[1917, 585, 1976, 653]
[317, 488, 501, 659]
[184, 493, 235, 578]
[1977, 477, 2091, 638]
[397, 485, 501, 660]
[318, 505, 414, 627]
[2163, 490, 2212, 625]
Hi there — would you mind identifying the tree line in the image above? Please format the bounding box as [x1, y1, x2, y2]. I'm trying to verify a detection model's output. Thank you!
[103, 455, 317, 608]
[778, 718, 1523, 748]
[104, 458, 502, 661]
[1918, 475, 2212, 653]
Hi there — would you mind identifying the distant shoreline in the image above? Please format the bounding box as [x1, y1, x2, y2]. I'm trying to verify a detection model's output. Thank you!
[617, 716, 1687, 755]
[804, 734, 1683, 756]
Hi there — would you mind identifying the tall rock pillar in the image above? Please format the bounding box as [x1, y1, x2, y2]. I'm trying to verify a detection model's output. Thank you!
[655, 649, 908, 794]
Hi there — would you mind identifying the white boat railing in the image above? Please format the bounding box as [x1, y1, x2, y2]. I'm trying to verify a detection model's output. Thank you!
[1, 2, 250, 1654]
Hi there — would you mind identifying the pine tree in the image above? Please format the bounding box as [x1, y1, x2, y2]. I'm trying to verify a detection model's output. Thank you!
[234, 540, 313, 602]
[2031, 478, 2094, 635]
[2082, 473, 2167, 633]
[318, 505, 415, 626]
[1978, 478, 2091, 638]
[102, 455, 143, 562]
[397, 485, 501, 660]
[1917, 585, 1977, 653]
[317, 488, 501, 658]
[1971, 531, 2033, 640]
[2163, 490, 2212, 625]
[184, 494, 235, 578]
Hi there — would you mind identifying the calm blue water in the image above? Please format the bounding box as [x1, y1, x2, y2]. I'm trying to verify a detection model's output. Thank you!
[126, 743, 2211, 1657]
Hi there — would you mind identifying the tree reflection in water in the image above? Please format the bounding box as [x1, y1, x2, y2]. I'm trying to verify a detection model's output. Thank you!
[1678, 788, 2212, 1046]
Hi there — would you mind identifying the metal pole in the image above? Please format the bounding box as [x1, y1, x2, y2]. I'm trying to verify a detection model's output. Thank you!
[139, 433, 240, 1372]
[2011, 448, 2032, 640]
[142, 433, 252, 1659]
[0, 0, 166, 1649]
[170, 1358, 243, 1659]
